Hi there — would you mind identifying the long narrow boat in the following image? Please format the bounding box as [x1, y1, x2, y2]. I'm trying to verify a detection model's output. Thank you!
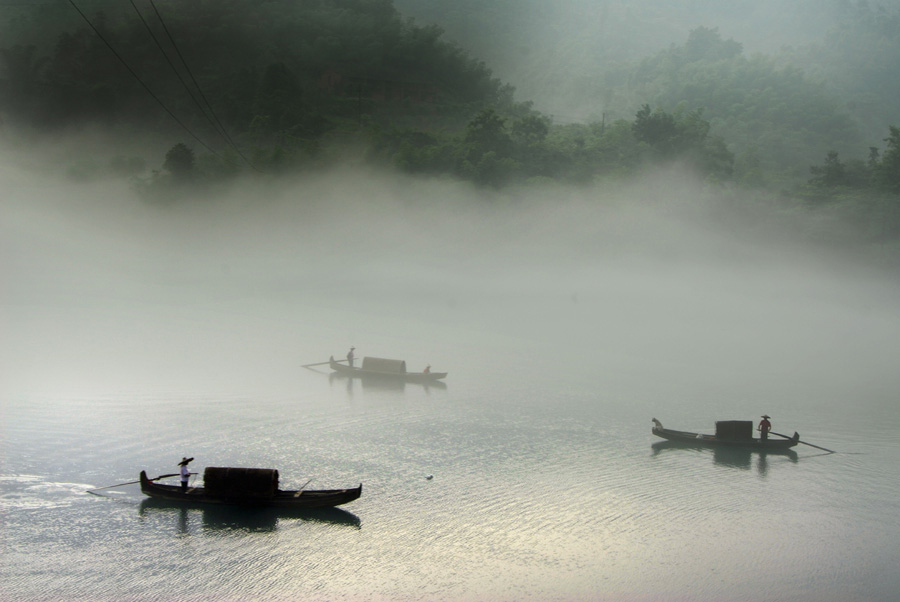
[651, 418, 799, 451]
[330, 355, 447, 382]
[140, 468, 361, 508]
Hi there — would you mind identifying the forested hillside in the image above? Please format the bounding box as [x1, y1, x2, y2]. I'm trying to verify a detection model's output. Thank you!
[0, 0, 898, 219]
[392, 0, 847, 120]
[0, 0, 510, 154]
[397, 0, 900, 183]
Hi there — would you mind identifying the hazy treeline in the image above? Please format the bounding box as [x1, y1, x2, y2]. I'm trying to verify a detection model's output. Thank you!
[0, 1, 509, 150]
[394, 1, 900, 136]
[396, 0, 900, 182]
[1, 0, 899, 218]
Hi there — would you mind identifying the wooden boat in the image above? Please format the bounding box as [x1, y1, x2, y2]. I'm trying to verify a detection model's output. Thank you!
[651, 418, 799, 451]
[329, 355, 447, 382]
[140, 467, 361, 508]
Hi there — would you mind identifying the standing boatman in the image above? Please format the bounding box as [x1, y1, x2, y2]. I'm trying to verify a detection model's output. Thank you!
[178, 457, 193, 492]
[347, 346, 356, 368]
[758, 415, 772, 440]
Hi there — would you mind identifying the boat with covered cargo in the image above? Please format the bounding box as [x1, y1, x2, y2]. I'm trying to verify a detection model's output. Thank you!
[329, 355, 447, 382]
[140, 466, 361, 508]
[651, 418, 799, 451]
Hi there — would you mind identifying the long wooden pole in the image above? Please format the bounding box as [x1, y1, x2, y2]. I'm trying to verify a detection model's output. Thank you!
[302, 359, 347, 368]
[293, 478, 314, 497]
[771, 432, 837, 454]
[87, 472, 187, 494]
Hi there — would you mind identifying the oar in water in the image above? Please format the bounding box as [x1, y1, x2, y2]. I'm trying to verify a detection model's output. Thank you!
[302, 359, 347, 368]
[293, 478, 314, 497]
[87, 473, 187, 494]
[771, 432, 837, 454]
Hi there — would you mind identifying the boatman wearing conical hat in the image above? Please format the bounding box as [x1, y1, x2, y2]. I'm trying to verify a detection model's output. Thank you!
[758, 415, 772, 441]
[178, 457, 192, 492]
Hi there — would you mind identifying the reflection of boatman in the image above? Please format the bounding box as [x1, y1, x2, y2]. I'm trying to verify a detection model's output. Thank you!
[347, 346, 355, 368]
[758, 415, 772, 440]
[179, 457, 192, 492]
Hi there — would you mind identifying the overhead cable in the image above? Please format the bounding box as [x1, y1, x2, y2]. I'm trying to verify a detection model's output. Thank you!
[145, 0, 260, 171]
[130, 0, 221, 137]
[66, 0, 232, 165]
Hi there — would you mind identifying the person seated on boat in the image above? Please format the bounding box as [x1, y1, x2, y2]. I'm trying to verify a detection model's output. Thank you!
[347, 346, 355, 368]
[758, 415, 772, 440]
[178, 457, 192, 492]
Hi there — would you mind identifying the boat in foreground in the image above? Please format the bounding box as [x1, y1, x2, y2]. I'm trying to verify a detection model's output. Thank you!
[329, 355, 447, 382]
[140, 467, 361, 508]
[651, 418, 799, 451]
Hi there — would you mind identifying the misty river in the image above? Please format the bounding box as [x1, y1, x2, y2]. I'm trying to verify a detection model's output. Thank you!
[3, 165, 900, 601]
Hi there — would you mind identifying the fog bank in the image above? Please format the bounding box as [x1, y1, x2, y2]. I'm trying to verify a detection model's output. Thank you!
[3, 148, 900, 413]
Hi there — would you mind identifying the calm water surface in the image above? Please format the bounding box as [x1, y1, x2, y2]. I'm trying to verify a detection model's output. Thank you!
[3, 179, 900, 601]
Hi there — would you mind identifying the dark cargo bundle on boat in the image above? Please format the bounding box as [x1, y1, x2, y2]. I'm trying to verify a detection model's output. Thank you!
[715, 421, 753, 440]
[361, 357, 407, 373]
[203, 467, 279, 498]
[326, 353, 447, 383]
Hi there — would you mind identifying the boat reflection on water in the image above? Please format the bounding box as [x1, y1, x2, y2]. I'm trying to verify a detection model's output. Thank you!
[651, 440, 798, 475]
[328, 371, 447, 392]
[138, 498, 361, 533]
[712, 446, 798, 473]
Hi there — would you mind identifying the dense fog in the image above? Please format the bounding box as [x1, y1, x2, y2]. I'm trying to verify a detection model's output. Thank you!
[394, 0, 897, 123]
[4, 139, 899, 417]
[4, 5, 900, 601]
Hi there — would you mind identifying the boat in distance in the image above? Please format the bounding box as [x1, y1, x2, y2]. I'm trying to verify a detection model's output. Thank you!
[651, 418, 800, 451]
[140, 467, 361, 508]
[329, 355, 447, 382]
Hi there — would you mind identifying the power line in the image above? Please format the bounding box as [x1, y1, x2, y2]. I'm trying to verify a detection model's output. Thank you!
[145, 0, 260, 171]
[130, 0, 218, 135]
[65, 0, 233, 165]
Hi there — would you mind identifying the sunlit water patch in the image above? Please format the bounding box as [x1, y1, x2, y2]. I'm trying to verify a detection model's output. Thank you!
[3, 173, 900, 600]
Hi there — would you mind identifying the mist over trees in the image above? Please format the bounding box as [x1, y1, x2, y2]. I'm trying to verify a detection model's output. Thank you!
[393, 1, 899, 123]
[392, 1, 900, 181]
[1, 0, 899, 241]
[0, 1, 509, 142]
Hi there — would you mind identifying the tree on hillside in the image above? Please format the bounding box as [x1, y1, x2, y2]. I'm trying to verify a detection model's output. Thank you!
[459, 107, 518, 186]
[806, 125, 900, 196]
[631, 104, 732, 178]
[809, 151, 847, 188]
[164, 143, 195, 180]
[877, 126, 900, 193]
[511, 114, 549, 146]
[464, 107, 511, 153]
[682, 26, 742, 63]
[632, 104, 679, 154]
